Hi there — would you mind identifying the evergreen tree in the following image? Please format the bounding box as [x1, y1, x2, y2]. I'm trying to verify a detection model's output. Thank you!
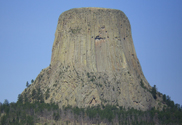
[17, 94, 23, 104]
[32, 89, 36, 102]
[163, 94, 166, 102]
[166, 95, 171, 106]
[3, 99, 9, 106]
[37, 88, 44, 103]
[24, 93, 28, 102]
[31, 79, 34, 84]
[26, 81, 29, 88]
[152, 85, 157, 99]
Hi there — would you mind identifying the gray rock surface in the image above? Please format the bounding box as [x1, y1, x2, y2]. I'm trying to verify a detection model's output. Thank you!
[23, 8, 163, 111]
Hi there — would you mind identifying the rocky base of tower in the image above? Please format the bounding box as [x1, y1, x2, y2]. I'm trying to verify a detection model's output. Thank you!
[22, 64, 164, 111]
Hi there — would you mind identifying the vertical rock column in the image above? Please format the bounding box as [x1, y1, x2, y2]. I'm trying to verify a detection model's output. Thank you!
[51, 8, 149, 87]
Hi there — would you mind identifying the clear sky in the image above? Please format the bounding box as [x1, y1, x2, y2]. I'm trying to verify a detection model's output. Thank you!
[0, 0, 182, 105]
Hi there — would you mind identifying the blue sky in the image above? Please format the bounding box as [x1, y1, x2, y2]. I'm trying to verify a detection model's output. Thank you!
[0, 0, 182, 105]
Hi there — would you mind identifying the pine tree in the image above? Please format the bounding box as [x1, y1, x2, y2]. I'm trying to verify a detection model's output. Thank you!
[152, 85, 157, 99]
[26, 81, 29, 88]
[31, 79, 34, 84]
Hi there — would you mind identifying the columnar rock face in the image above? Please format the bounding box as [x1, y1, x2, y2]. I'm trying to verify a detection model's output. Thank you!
[23, 8, 163, 111]
[52, 8, 143, 79]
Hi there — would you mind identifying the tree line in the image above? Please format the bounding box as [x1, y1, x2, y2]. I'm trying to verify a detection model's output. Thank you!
[0, 98, 182, 124]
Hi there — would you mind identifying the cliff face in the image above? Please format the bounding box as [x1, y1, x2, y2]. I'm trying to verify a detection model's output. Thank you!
[51, 8, 145, 81]
[23, 8, 163, 111]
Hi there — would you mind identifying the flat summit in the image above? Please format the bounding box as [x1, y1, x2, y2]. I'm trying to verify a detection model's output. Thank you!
[23, 8, 163, 111]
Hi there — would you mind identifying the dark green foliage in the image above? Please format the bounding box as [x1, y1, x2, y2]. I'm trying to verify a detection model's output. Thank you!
[165, 95, 175, 108]
[163, 94, 166, 102]
[17, 94, 23, 104]
[25, 87, 45, 103]
[45, 88, 50, 99]
[26, 115, 34, 125]
[53, 112, 60, 121]
[72, 106, 84, 115]
[87, 72, 90, 78]
[162, 94, 180, 112]
[87, 72, 96, 82]
[98, 105, 115, 122]
[31, 89, 36, 100]
[0, 100, 59, 125]
[152, 85, 157, 99]
[31, 79, 34, 84]
[26, 81, 29, 88]
[37, 88, 44, 103]
[1, 115, 7, 125]
[0, 100, 182, 124]
[24, 93, 29, 103]
[3, 99, 9, 106]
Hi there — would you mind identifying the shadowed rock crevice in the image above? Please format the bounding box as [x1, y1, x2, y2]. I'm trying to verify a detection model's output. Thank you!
[95, 35, 104, 40]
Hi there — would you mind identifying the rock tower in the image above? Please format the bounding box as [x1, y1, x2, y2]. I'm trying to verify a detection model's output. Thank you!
[23, 8, 160, 111]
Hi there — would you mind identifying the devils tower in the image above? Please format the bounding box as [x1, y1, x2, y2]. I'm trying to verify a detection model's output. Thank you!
[23, 8, 162, 111]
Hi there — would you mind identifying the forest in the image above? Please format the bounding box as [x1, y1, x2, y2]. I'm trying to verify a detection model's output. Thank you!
[0, 91, 182, 125]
